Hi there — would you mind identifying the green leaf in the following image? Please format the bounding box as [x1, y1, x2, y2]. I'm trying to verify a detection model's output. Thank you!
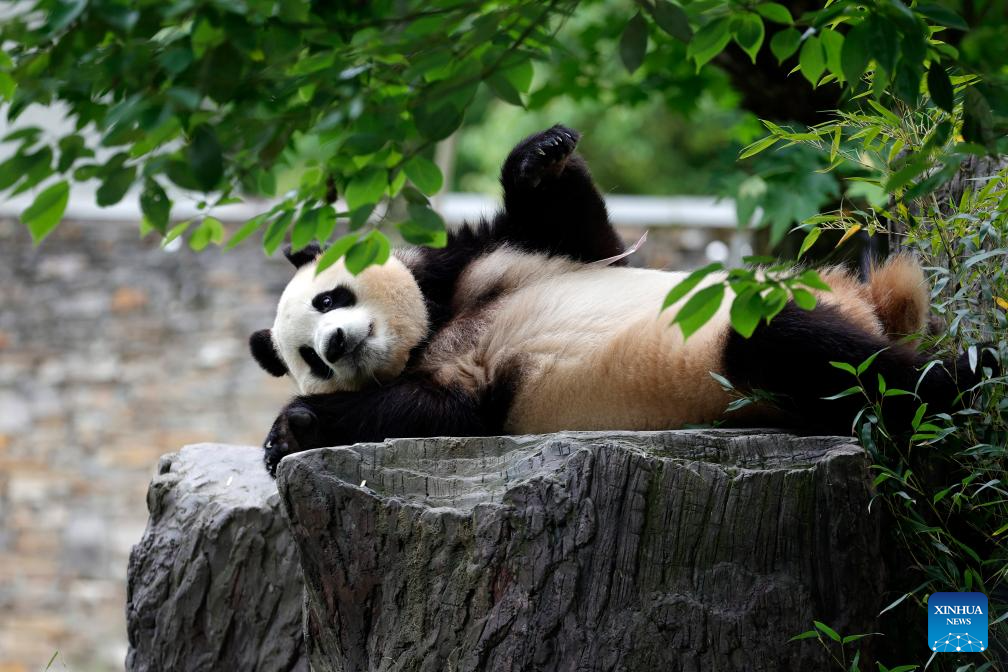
[892, 61, 923, 105]
[867, 16, 899, 75]
[739, 135, 779, 160]
[650, 0, 692, 43]
[162, 221, 191, 247]
[797, 269, 831, 292]
[404, 155, 444, 196]
[0, 147, 51, 196]
[263, 210, 294, 255]
[798, 35, 825, 85]
[315, 233, 359, 274]
[57, 135, 93, 172]
[619, 13, 649, 74]
[769, 28, 801, 64]
[963, 87, 995, 148]
[44, 0, 87, 35]
[191, 19, 225, 58]
[488, 72, 524, 106]
[400, 202, 447, 247]
[731, 13, 764, 64]
[813, 621, 841, 642]
[345, 230, 391, 274]
[187, 126, 223, 191]
[915, 3, 968, 30]
[225, 214, 267, 250]
[792, 288, 817, 310]
[709, 371, 734, 390]
[822, 385, 863, 400]
[22, 180, 70, 244]
[879, 592, 911, 616]
[830, 361, 857, 376]
[841, 21, 871, 85]
[315, 205, 337, 242]
[755, 3, 792, 24]
[414, 103, 464, 141]
[857, 349, 884, 376]
[797, 226, 821, 258]
[291, 207, 320, 251]
[0, 72, 15, 102]
[349, 203, 375, 230]
[500, 57, 534, 93]
[927, 63, 955, 113]
[140, 179, 170, 233]
[819, 29, 844, 79]
[673, 283, 725, 340]
[662, 263, 722, 310]
[884, 153, 929, 192]
[729, 287, 764, 338]
[788, 630, 819, 642]
[345, 169, 387, 210]
[96, 165, 136, 206]
[687, 17, 731, 70]
[189, 216, 224, 251]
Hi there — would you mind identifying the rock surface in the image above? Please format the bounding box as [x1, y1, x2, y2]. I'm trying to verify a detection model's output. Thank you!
[277, 430, 883, 672]
[126, 443, 307, 672]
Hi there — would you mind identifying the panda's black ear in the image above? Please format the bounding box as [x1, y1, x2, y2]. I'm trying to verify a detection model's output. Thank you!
[249, 329, 288, 377]
[283, 243, 323, 269]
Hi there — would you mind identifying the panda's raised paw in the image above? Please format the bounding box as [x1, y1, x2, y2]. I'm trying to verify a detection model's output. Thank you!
[263, 403, 318, 477]
[507, 124, 581, 189]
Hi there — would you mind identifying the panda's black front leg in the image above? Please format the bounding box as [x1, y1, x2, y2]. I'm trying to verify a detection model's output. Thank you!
[262, 376, 492, 476]
[497, 124, 626, 264]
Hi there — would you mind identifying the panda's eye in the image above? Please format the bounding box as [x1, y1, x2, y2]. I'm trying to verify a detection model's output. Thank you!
[312, 286, 356, 312]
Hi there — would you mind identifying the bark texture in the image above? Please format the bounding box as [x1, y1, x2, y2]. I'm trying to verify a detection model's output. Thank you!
[277, 429, 883, 672]
[126, 443, 307, 672]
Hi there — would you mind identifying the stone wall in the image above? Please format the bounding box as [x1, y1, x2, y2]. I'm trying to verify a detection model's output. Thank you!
[0, 218, 293, 671]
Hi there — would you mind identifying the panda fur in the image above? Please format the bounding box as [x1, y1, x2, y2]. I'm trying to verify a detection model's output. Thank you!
[250, 125, 991, 475]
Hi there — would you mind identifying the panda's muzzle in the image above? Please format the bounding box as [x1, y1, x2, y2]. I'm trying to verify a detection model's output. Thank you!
[323, 326, 370, 364]
[325, 328, 347, 363]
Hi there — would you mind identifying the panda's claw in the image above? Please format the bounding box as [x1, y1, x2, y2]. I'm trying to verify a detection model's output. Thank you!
[262, 402, 319, 477]
[507, 124, 581, 189]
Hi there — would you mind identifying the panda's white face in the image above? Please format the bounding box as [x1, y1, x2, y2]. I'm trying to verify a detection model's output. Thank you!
[271, 255, 429, 394]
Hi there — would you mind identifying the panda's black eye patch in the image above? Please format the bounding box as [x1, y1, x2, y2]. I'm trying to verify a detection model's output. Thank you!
[312, 286, 356, 312]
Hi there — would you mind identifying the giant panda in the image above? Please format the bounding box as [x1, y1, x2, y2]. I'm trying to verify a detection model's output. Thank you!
[250, 125, 993, 474]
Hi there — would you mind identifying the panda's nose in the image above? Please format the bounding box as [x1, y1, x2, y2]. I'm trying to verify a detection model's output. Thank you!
[324, 328, 346, 363]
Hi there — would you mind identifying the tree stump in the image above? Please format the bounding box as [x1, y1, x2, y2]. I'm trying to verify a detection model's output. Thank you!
[126, 444, 307, 672]
[276, 430, 883, 672]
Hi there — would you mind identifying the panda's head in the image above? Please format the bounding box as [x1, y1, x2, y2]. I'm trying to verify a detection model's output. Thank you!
[249, 244, 429, 394]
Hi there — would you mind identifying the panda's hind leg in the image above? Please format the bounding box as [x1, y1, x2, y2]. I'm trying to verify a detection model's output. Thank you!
[722, 301, 987, 434]
[496, 125, 626, 263]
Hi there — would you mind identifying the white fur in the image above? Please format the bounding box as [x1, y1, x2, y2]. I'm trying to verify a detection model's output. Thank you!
[271, 256, 427, 394]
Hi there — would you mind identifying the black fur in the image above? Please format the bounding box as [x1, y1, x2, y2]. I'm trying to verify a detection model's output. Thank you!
[409, 125, 626, 331]
[284, 242, 322, 268]
[263, 377, 496, 475]
[299, 346, 334, 381]
[723, 302, 991, 433]
[249, 329, 287, 377]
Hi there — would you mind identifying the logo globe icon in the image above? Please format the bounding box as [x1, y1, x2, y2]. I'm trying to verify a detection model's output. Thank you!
[932, 633, 985, 653]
